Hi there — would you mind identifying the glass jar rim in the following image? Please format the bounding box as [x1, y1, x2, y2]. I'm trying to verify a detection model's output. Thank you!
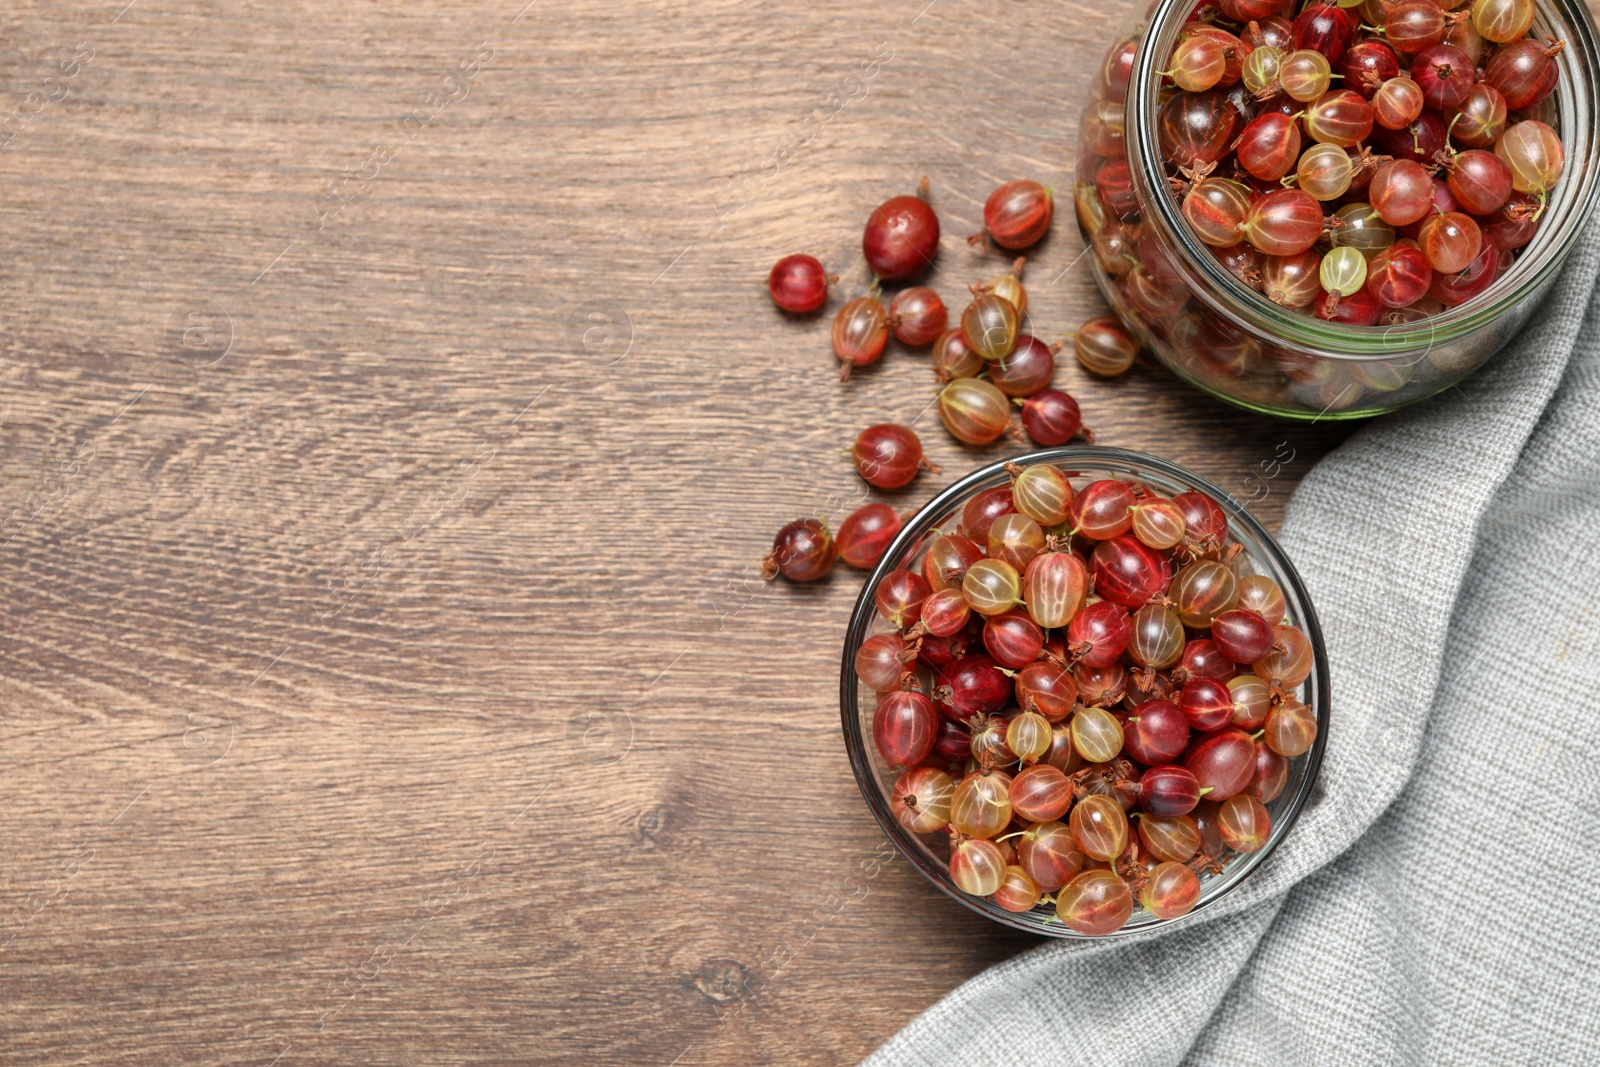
[1126, 0, 1600, 361]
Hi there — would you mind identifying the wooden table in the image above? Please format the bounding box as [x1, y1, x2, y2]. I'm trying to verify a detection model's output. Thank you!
[0, 1, 1367, 1063]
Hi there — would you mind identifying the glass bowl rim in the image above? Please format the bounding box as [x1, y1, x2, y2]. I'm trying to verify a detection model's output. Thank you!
[838, 445, 1332, 938]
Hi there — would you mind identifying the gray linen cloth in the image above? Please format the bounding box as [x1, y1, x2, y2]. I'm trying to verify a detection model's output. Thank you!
[865, 222, 1600, 1066]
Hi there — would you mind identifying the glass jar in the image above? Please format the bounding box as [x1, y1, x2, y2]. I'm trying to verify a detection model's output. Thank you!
[1074, 0, 1600, 419]
[839, 448, 1330, 937]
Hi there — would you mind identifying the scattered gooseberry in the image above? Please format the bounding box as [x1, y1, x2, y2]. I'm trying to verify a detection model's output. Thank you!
[853, 423, 936, 489]
[978, 180, 1055, 249]
[767, 254, 831, 313]
[887, 286, 948, 346]
[764, 518, 835, 582]
[938, 377, 1012, 445]
[1073, 316, 1140, 376]
[863, 181, 940, 281]
[831, 296, 889, 380]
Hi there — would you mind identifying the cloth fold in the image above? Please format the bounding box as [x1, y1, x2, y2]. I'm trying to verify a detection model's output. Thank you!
[864, 221, 1600, 1067]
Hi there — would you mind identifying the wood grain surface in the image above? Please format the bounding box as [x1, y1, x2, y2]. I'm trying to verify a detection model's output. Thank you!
[0, 1, 1392, 1063]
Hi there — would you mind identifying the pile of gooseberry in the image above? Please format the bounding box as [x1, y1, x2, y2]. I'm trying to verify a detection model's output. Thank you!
[858, 462, 1319, 934]
[1139, 0, 1564, 323]
[764, 178, 1159, 581]
[766, 176, 1149, 440]
[764, 179, 1152, 585]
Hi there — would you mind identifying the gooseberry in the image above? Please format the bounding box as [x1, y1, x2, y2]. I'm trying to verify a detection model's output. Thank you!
[863, 180, 940, 281]
[853, 423, 936, 489]
[768, 254, 831, 312]
[978, 180, 1054, 249]
[831, 294, 890, 383]
[887, 286, 948, 346]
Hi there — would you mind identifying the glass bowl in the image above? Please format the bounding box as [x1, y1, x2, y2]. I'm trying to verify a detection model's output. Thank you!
[1074, 0, 1600, 419]
[839, 447, 1330, 937]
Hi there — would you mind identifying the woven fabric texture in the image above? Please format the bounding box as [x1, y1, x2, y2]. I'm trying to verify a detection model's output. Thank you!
[863, 222, 1600, 1067]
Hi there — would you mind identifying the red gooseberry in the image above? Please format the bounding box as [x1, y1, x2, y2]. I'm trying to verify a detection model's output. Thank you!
[1484, 38, 1563, 110]
[875, 568, 930, 628]
[857, 633, 911, 691]
[1261, 249, 1323, 309]
[1496, 120, 1564, 195]
[1482, 191, 1542, 252]
[1159, 88, 1243, 166]
[1091, 534, 1173, 608]
[1210, 608, 1275, 663]
[1218, 795, 1272, 851]
[888, 287, 948, 347]
[1074, 316, 1140, 377]
[1172, 491, 1228, 546]
[1177, 637, 1236, 683]
[933, 327, 982, 383]
[1239, 189, 1324, 256]
[1450, 84, 1508, 148]
[1371, 109, 1445, 164]
[890, 765, 953, 832]
[863, 180, 940, 282]
[763, 518, 836, 582]
[1412, 44, 1476, 111]
[1339, 38, 1400, 97]
[1135, 764, 1206, 816]
[938, 377, 1012, 445]
[1444, 149, 1513, 216]
[1184, 177, 1254, 244]
[1223, 0, 1281, 22]
[1291, 4, 1354, 63]
[1010, 765, 1075, 824]
[1366, 242, 1434, 308]
[1248, 743, 1289, 803]
[939, 654, 1012, 720]
[1055, 869, 1132, 935]
[873, 689, 938, 766]
[1369, 160, 1436, 226]
[1235, 114, 1303, 182]
[1124, 699, 1191, 765]
[1102, 37, 1139, 102]
[1316, 287, 1383, 325]
[1019, 388, 1084, 446]
[1165, 33, 1230, 92]
[961, 486, 1016, 544]
[1186, 25, 1246, 86]
[983, 609, 1046, 670]
[1185, 728, 1257, 800]
[768, 254, 831, 313]
[1417, 212, 1484, 274]
[1179, 677, 1234, 731]
[1372, 76, 1425, 130]
[1016, 659, 1080, 721]
[836, 503, 902, 569]
[853, 423, 937, 489]
[832, 296, 889, 380]
[1472, 0, 1536, 44]
[1304, 89, 1373, 147]
[990, 335, 1058, 398]
[1066, 600, 1132, 668]
[1430, 241, 1500, 306]
[978, 180, 1055, 249]
[1384, 0, 1446, 56]
[917, 587, 971, 638]
[1071, 479, 1136, 539]
[1096, 159, 1139, 218]
[923, 532, 985, 591]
